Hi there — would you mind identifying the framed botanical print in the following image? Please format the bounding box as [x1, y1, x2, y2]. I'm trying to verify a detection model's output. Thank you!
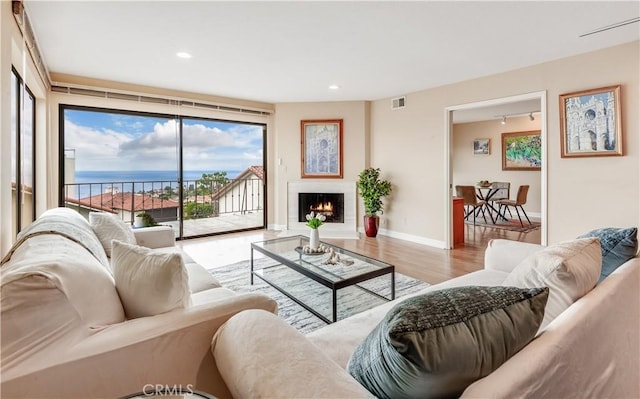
[559, 85, 622, 157]
[301, 119, 343, 178]
[502, 130, 541, 171]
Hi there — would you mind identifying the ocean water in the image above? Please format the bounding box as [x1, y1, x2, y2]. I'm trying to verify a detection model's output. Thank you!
[67, 170, 240, 199]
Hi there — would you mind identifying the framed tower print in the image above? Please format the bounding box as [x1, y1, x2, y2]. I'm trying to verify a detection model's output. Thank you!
[301, 119, 343, 178]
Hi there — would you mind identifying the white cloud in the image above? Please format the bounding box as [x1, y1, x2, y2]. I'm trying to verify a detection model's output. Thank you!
[66, 118, 263, 172]
[65, 120, 134, 170]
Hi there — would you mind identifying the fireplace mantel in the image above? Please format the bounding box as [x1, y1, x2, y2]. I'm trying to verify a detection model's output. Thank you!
[286, 180, 358, 239]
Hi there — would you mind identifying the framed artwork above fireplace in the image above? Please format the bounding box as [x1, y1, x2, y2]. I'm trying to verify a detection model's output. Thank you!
[301, 119, 343, 178]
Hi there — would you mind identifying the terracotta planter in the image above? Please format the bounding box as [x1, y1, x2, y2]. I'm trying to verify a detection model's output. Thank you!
[364, 215, 379, 237]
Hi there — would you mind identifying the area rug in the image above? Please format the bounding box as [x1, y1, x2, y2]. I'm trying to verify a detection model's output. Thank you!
[210, 257, 429, 334]
[465, 217, 541, 233]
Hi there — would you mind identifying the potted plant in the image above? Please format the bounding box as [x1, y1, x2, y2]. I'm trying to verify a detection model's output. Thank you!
[134, 212, 157, 228]
[356, 167, 392, 237]
[134, 213, 145, 228]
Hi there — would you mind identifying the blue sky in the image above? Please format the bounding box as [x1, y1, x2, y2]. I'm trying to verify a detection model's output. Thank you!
[64, 109, 264, 171]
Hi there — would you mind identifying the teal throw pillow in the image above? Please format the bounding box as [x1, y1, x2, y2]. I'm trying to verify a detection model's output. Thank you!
[347, 286, 549, 399]
[578, 227, 638, 282]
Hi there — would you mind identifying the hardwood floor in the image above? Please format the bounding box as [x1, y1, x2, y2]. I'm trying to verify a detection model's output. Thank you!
[178, 224, 541, 285]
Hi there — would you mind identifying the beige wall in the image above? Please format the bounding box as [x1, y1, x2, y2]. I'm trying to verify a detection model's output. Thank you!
[453, 116, 542, 215]
[271, 102, 369, 229]
[368, 40, 639, 245]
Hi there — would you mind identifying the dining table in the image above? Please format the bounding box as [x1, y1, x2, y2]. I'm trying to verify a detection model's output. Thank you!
[475, 184, 508, 223]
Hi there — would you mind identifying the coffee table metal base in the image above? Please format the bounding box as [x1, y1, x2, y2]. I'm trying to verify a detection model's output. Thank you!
[250, 245, 395, 324]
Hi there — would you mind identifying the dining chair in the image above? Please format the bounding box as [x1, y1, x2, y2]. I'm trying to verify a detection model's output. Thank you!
[495, 185, 531, 227]
[490, 181, 511, 219]
[455, 185, 490, 225]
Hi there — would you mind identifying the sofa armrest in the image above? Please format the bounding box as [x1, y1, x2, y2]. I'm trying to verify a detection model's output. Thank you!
[1, 293, 277, 399]
[484, 239, 544, 273]
[212, 309, 373, 399]
[133, 225, 176, 248]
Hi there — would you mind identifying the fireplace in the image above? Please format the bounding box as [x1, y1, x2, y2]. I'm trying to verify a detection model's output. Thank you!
[298, 193, 344, 223]
[287, 180, 357, 239]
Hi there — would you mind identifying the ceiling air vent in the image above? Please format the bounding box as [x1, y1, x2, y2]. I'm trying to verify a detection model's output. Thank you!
[391, 96, 406, 110]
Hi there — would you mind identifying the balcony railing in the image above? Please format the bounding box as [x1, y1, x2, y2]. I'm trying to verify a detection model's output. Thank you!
[63, 177, 264, 229]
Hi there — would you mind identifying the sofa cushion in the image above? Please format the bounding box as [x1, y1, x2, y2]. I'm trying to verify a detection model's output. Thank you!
[578, 227, 638, 282]
[347, 286, 548, 399]
[89, 212, 137, 257]
[502, 237, 601, 330]
[111, 240, 190, 319]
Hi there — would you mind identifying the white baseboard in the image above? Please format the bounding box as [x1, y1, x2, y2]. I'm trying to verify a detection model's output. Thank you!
[358, 227, 447, 249]
[268, 223, 287, 231]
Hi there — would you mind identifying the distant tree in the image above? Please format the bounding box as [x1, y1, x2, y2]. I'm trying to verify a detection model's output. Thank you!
[185, 183, 196, 197]
[196, 172, 229, 195]
[158, 185, 175, 200]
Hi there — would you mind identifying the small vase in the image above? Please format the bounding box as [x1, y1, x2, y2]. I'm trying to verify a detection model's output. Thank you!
[309, 228, 320, 249]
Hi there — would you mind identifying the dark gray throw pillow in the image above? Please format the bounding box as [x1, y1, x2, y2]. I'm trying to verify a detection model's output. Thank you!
[347, 286, 549, 399]
[578, 227, 638, 282]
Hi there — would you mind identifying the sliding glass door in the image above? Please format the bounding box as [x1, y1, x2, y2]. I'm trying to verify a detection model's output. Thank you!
[61, 107, 180, 230]
[181, 118, 265, 237]
[61, 106, 265, 239]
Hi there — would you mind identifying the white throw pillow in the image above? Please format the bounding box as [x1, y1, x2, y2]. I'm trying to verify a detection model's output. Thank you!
[89, 212, 137, 257]
[111, 240, 191, 319]
[502, 237, 602, 330]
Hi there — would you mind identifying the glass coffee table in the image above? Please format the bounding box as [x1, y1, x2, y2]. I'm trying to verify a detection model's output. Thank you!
[251, 235, 395, 324]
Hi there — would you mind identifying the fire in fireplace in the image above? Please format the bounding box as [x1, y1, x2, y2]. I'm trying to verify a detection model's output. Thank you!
[298, 192, 344, 223]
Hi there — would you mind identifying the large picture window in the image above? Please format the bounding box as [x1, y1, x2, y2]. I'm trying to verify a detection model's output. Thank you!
[60, 106, 266, 239]
[10, 68, 36, 236]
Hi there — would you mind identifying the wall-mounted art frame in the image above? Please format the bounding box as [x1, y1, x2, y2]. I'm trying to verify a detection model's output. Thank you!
[559, 85, 622, 158]
[301, 119, 343, 178]
[473, 138, 491, 155]
[502, 130, 541, 171]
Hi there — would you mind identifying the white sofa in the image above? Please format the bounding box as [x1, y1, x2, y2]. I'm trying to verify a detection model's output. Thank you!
[213, 239, 640, 398]
[0, 207, 277, 399]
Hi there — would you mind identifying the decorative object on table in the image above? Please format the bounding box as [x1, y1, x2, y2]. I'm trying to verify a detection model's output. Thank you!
[134, 212, 157, 228]
[473, 138, 491, 155]
[305, 211, 326, 249]
[559, 85, 622, 157]
[322, 247, 355, 266]
[501, 130, 541, 171]
[357, 167, 392, 238]
[477, 180, 491, 188]
[301, 119, 343, 178]
[296, 244, 330, 255]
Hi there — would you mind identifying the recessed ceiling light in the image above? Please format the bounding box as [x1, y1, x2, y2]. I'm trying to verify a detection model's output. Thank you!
[328, 84, 340, 90]
[176, 52, 192, 59]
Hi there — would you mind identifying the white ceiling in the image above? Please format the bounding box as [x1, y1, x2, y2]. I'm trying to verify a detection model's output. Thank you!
[25, 1, 639, 115]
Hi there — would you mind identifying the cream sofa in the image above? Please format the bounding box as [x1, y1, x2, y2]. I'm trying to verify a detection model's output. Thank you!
[213, 239, 640, 398]
[0, 207, 277, 399]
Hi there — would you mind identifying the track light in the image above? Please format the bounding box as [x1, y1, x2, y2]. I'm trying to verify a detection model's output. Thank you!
[494, 110, 539, 124]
